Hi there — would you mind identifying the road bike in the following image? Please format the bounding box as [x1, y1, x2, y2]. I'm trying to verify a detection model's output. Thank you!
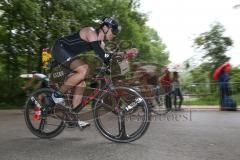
[24, 54, 150, 143]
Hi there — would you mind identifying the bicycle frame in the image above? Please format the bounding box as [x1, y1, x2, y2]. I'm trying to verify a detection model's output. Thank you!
[78, 69, 132, 114]
[73, 65, 123, 111]
[81, 76, 110, 107]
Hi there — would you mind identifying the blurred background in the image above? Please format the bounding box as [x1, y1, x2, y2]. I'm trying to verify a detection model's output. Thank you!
[0, 0, 239, 109]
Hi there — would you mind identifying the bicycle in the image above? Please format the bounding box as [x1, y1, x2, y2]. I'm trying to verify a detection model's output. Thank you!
[24, 54, 150, 143]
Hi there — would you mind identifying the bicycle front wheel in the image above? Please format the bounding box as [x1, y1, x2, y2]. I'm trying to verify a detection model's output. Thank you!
[93, 87, 150, 143]
[24, 88, 65, 139]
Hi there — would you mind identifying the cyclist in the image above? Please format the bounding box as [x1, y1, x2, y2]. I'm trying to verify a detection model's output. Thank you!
[22, 71, 48, 91]
[160, 68, 172, 111]
[51, 17, 137, 128]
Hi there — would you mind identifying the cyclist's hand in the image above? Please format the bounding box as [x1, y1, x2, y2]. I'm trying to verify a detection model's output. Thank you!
[103, 53, 112, 65]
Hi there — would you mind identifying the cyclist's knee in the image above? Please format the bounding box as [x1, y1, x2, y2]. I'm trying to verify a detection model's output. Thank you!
[75, 64, 89, 77]
[77, 81, 86, 87]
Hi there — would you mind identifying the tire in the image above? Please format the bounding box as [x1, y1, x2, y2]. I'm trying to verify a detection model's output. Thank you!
[24, 88, 65, 139]
[93, 87, 150, 143]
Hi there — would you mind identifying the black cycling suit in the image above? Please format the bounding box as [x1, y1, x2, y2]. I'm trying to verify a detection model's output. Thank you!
[52, 30, 110, 65]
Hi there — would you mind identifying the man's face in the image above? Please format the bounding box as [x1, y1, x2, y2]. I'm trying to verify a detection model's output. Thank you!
[105, 28, 116, 41]
[102, 25, 116, 41]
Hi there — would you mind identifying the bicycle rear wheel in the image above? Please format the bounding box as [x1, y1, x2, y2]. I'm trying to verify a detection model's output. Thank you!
[93, 87, 150, 143]
[24, 88, 65, 139]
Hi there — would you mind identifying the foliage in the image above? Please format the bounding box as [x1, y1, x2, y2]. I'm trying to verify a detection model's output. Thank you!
[190, 22, 234, 93]
[229, 67, 240, 93]
[0, 0, 169, 107]
[183, 93, 240, 106]
[193, 22, 232, 85]
[183, 95, 219, 105]
[193, 22, 233, 73]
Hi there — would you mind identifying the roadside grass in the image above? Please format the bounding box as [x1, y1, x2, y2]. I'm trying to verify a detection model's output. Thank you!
[183, 93, 240, 106]
[1, 93, 239, 109]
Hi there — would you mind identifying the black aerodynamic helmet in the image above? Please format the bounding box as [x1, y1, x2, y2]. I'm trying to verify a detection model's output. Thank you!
[100, 17, 121, 35]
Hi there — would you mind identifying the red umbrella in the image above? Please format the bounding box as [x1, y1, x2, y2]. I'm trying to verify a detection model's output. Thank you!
[213, 63, 231, 80]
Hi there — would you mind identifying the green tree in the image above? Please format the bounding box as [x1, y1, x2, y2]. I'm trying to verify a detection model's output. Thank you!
[0, 0, 169, 107]
[193, 22, 233, 92]
[230, 67, 240, 93]
[136, 27, 169, 66]
[194, 22, 233, 72]
[0, 0, 41, 101]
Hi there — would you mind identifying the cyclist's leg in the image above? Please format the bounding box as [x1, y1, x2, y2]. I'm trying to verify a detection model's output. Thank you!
[72, 81, 86, 108]
[59, 59, 88, 93]
[60, 60, 90, 128]
[52, 39, 88, 95]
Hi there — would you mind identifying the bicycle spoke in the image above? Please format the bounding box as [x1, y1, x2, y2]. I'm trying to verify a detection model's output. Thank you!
[117, 112, 128, 139]
[101, 102, 115, 111]
[95, 98, 118, 113]
[44, 123, 63, 127]
[38, 118, 46, 132]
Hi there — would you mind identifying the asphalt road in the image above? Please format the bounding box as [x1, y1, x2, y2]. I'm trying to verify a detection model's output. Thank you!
[0, 110, 240, 160]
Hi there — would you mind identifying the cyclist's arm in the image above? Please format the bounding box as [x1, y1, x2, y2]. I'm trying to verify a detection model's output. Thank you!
[90, 41, 111, 63]
[85, 29, 111, 63]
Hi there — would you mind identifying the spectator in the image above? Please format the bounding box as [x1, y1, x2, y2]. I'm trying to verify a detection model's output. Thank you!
[160, 69, 172, 111]
[172, 72, 183, 111]
[218, 66, 231, 109]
